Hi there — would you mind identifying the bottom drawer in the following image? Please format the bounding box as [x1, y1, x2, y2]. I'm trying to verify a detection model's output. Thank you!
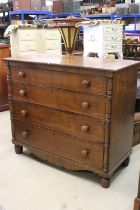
[14, 120, 104, 171]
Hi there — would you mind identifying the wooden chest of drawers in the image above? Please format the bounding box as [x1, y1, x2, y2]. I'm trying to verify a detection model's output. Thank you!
[0, 44, 10, 111]
[4, 55, 140, 187]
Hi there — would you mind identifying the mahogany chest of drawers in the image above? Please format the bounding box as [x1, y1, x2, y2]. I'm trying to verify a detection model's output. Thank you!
[0, 44, 10, 111]
[4, 55, 140, 187]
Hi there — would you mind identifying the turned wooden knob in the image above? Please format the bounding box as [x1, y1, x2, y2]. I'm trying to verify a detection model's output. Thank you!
[81, 149, 88, 158]
[81, 80, 90, 88]
[18, 71, 26, 77]
[21, 110, 28, 117]
[81, 102, 90, 110]
[81, 125, 89, 132]
[22, 131, 29, 138]
[19, 90, 26, 96]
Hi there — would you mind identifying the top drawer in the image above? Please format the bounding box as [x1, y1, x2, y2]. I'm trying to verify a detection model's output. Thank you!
[45, 29, 61, 40]
[104, 26, 123, 34]
[10, 66, 107, 95]
[19, 30, 36, 41]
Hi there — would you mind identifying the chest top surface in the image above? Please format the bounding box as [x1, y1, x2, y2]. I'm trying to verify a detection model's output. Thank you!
[4, 55, 140, 72]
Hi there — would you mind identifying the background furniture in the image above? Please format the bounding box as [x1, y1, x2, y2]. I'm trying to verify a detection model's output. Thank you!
[133, 113, 140, 147]
[53, 1, 64, 14]
[0, 44, 10, 111]
[9, 10, 53, 24]
[4, 55, 140, 188]
[123, 42, 140, 60]
[13, 0, 42, 11]
[81, 14, 140, 35]
[10, 28, 62, 57]
[133, 71, 140, 147]
[83, 24, 123, 58]
[0, 2, 12, 45]
[63, 1, 81, 14]
[134, 173, 140, 210]
[13, 0, 31, 10]
[31, 0, 42, 11]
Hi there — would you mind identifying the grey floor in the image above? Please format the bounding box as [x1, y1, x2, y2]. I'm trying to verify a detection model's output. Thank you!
[0, 111, 140, 210]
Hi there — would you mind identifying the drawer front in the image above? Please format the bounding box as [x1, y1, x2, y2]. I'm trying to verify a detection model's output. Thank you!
[45, 29, 61, 40]
[12, 82, 106, 118]
[13, 0, 20, 10]
[19, 41, 36, 51]
[31, 0, 42, 10]
[10, 67, 107, 95]
[104, 44, 122, 52]
[104, 26, 123, 34]
[13, 0, 31, 10]
[19, 51, 36, 56]
[53, 1, 64, 14]
[13, 101, 105, 143]
[104, 35, 122, 43]
[19, 30, 36, 41]
[14, 120, 104, 171]
[46, 49, 62, 55]
[46, 40, 61, 50]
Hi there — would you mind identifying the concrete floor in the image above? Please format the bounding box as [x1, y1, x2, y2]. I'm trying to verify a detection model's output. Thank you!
[0, 111, 140, 210]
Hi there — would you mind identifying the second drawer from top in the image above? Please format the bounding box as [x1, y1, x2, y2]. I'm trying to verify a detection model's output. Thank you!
[12, 81, 107, 119]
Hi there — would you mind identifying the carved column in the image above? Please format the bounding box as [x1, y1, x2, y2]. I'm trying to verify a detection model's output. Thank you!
[6, 63, 15, 141]
[103, 75, 113, 173]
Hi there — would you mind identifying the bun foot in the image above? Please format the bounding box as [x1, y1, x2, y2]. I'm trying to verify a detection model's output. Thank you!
[122, 156, 130, 167]
[15, 145, 23, 154]
[100, 178, 110, 188]
[134, 198, 140, 210]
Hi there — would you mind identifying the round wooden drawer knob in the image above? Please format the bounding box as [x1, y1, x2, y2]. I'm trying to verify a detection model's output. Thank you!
[22, 131, 29, 138]
[19, 90, 26, 96]
[81, 125, 89, 132]
[81, 102, 90, 110]
[81, 149, 88, 158]
[21, 110, 28, 117]
[18, 71, 26, 77]
[81, 80, 90, 88]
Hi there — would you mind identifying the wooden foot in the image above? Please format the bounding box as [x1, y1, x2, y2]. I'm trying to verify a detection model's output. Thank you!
[133, 198, 140, 210]
[100, 178, 110, 188]
[15, 145, 23, 154]
[122, 156, 130, 167]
